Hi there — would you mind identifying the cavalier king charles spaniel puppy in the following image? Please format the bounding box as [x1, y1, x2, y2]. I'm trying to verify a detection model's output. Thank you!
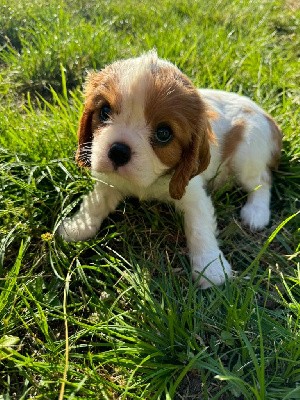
[58, 51, 282, 289]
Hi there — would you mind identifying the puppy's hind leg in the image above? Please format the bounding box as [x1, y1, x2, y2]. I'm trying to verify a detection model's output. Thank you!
[230, 116, 279, 231]
[239, 171, 272, 231]
[233, 139, 272, 230]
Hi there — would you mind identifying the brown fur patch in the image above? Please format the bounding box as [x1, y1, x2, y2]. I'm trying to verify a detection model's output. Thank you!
[221, 121, 246, 163]
[242, 107, 255, 114]
[206, 108, 220, 120]
[265, 115, 282, 170]
[84, 68, 122, 113]
[76, 68, 122, 166]
[145, 65, 215, 199]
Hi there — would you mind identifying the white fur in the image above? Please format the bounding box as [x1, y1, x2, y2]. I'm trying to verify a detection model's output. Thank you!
[200, 89, 275, 234]
[58, 53, 280, 289]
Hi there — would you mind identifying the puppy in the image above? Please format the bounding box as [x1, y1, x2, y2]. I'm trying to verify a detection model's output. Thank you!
[58, 51, 282, 289]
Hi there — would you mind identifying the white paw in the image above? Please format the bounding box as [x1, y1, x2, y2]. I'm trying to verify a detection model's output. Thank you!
[191, 251, 232, 289]
[240, 203, 270, 231]
[57, 218, 99, 242]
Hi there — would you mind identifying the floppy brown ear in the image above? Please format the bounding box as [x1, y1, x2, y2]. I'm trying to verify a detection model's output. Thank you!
[75, 107, 94, 167]
[169, 118, 215, 200]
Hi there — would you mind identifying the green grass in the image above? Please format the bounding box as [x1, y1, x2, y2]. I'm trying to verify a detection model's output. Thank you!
[0, 0, 300, 398]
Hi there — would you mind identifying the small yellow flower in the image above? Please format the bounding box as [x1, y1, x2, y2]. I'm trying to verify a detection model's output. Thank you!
[41, 232, 53, 242]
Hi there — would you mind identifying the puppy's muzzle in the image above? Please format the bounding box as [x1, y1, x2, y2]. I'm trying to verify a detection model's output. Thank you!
[108, 142, 131, 169]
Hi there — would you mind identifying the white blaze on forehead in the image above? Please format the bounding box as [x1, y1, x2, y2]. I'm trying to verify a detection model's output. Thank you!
[115, 52, 160, 122]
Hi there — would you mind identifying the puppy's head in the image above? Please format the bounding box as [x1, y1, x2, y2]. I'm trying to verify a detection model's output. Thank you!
[76, 51, 215, 199]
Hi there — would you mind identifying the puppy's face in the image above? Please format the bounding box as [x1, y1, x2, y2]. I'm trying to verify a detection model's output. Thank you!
[76, 52, 214, 199]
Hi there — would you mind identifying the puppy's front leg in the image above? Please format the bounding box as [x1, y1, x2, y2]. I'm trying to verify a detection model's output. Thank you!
[176, 177, 232, 289]
[58, 182, 123, 242]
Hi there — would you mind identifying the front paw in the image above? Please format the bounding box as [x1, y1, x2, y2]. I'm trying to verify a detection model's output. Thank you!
[57, 217, 99, 242]
[191, 251, 232, 289]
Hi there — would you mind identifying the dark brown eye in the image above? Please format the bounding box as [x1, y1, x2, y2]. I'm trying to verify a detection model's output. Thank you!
[99, 104, 111, 122]
[154, 123, 173, 144]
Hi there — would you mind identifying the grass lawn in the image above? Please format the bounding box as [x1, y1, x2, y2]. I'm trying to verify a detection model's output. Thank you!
[0, 0, 299, 398]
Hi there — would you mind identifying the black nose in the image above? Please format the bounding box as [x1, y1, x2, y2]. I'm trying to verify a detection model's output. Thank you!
[108, 142, 131, 168]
